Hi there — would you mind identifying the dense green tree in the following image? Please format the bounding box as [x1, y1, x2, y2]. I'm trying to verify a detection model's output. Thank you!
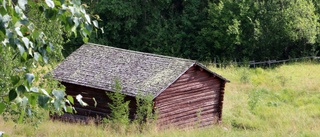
[201, 0, 259, 60]
[256, 0, 318, 59]
[201, 0, 319, 60]
[85, 0, 210, 60]
[74, 0, 319, 61]
[0, 0, 99, 122]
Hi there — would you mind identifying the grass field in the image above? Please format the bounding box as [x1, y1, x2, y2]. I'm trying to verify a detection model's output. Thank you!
[1, 62, 320, 137]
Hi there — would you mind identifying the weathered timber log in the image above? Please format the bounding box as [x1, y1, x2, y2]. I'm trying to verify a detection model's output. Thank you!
[158, 101, 219, 116]
[155, 88, 220, 104]
[164, 80, 220, 93]
[75, 107, 108, 117]
[155, 87, 219, 101]
[158, 107, 218, 123]
[158, 104, 218, 118]
[156, 93, 219, 108]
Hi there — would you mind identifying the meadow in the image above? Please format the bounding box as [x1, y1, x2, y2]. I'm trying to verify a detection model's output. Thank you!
[1, 62, 320, 137]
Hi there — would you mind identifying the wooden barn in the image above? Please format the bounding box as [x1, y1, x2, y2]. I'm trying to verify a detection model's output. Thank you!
[52, 43, 229, 128]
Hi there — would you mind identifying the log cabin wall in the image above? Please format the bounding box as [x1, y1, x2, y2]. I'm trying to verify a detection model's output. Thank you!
[61, 82, 137, 120]
[154, 65, 224, 128]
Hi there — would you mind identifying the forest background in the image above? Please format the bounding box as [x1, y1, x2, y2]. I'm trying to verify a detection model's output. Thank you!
[65, 0, 320, 62]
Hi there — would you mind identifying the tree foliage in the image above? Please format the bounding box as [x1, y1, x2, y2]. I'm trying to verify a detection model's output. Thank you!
[0, 0, 99, 122]
[80, 0, 320, 61]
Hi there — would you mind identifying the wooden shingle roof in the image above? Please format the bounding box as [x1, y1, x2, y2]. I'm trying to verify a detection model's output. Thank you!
[53, 43, 229, 98]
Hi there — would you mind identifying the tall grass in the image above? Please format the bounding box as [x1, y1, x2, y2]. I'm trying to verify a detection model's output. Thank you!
[1, 62, 320, 136]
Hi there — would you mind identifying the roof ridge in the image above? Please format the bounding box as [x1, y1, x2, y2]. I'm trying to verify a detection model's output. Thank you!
[86, 43, 196, 63]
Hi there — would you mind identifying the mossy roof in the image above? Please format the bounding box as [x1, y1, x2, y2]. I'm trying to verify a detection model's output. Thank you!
[53, 43, 229, 98]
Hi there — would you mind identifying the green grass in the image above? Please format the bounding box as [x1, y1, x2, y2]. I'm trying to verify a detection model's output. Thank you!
[1, 62, 320, 137]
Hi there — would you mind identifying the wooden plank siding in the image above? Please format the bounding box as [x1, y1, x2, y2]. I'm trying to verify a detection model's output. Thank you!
[154, 65, 223, 128]
[61, 82, 137, 120]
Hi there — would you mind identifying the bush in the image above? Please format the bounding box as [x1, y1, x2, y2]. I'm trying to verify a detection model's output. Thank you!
[135, 92, 157, 131]
[105, 80, 130, 126]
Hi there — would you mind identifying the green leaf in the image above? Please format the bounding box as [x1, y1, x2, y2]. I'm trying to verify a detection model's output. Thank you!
[17, 85, 27, 93]
[29, 94, 37, 106]
[93, 97, 97, 107]
[72, 17, 80, 28]
[40, 89, 50, 97]
[72, 0, 81, 5]
[82, 37, 88, 43]
[21, 52, 28, 61]
[85, 14, 91, 23]
[25, 73, 35, 85]
[18, 97, 28, 123]
[45, 0, 55, 8]
[17, 44, 25, 55]
[2, 14, 11, 23]
[46, 43, 53, 53]
[2, 0, 7, 11]
[20, 23, 29, 33]
[15, 27, 23, 37]
[76, 94, 88, 106]
[32, 31, 41, 39]
[30, 87, 39, 93]
[67, 95, 74, 105]
[45, 9, 57, 20]
[18, 0, 27, 10]
[21, 96, 28, 107]
[34, 52, 42, 62]
[14, 97, 22, 104]
[92, 20, 98, 28]
[54, 1, 61, 7]
[9, 89, 17, 101]
[21, 37, 29, 48]
[0, 102, 6, 114]
[84, 23, 93, 32]
[38, 95, 49, 108]
[10, 75, 20, 86]
[66, 106, 73, 113]
[52, 89, 65, 101]
[53, 99, 62, 111]
[43, 55, 48, 64]
[0, 29, 5, 42]
[100, 27, 104, 34]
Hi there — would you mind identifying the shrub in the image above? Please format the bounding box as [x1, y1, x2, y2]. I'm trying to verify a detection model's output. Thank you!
[105, 80, 130, 126]
[135, 92, 158, 132]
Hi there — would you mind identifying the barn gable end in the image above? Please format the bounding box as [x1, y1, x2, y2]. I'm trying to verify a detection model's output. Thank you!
[52, 43, 229, 128]
[154, 65, 226, 128]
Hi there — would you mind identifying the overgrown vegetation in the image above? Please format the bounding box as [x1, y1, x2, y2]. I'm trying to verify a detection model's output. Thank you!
[105, 80, 130, 127]
[103, 80, 157, 134]
[135, 93, 154, 123]
[135, 92, 157, 131]
[1, 62, 319, 136]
